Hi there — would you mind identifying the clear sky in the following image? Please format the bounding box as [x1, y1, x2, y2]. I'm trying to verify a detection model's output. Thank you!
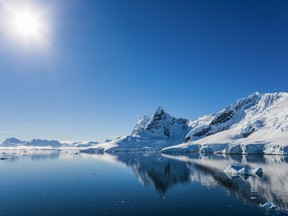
[0, 0, 287, 142]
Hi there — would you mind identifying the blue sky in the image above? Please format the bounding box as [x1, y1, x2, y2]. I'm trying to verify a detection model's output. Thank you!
[0, 0, 287, 142]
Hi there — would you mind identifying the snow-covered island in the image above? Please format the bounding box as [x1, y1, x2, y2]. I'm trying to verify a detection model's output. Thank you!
[82, 92, 288, 155]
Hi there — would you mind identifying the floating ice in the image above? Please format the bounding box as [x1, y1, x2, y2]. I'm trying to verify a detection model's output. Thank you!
[260, 202, 276, 209]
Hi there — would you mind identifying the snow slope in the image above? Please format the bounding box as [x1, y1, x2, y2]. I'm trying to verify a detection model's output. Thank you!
[163, 92, 288, 154]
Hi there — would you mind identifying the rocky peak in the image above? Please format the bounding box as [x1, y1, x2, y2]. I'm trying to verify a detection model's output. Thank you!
[131, 107, 191, 140]
[154, 106, 166, 115]
[147, 107, 169, 125]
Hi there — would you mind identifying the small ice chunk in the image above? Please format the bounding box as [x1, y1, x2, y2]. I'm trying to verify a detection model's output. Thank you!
[260, 202, 276, 209]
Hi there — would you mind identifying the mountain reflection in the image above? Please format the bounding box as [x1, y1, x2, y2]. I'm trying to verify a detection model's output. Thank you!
[111, 153, 191, 194]
[1, 149, 68, 162]
[105, 152, 288, 212]
[163, 154, 288, 212]
[4, 148, 287, 212]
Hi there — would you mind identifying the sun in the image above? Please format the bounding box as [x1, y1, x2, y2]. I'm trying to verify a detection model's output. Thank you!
[11, 9, 47, 42]
[13, 11, 41, 38]
[1, 1, 50, 46]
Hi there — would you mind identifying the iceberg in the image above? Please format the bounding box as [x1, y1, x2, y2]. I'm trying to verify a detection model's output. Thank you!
[260, 202, 276, 209]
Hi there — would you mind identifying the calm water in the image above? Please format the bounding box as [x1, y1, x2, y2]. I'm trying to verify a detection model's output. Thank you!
[0, 149, 288, 216]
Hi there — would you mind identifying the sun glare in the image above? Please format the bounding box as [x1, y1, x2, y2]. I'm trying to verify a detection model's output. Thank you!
[13, 12, 40, 37]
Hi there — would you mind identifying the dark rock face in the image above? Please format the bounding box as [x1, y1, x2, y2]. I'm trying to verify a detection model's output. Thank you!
[164, 127, 170, 137]
[193, 127, 212, 137]
[145, 109, 167, 132]
[242, 127, 256, 138]
[184, 136, 191, 143]
[210, 110, 234, 126]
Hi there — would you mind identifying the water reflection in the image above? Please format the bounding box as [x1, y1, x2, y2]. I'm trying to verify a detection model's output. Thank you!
[2, 149, 288, 213]
[110, 153, 191, 194]
[100, 152, 288, 212]
[0, 149, 80, 161]
[163, 154, 288, 212]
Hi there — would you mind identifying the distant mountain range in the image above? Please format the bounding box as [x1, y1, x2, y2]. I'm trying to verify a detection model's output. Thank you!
[0, 138, 100, 148]
[1, 138, 62, 147]
[82, 92, 288, 155]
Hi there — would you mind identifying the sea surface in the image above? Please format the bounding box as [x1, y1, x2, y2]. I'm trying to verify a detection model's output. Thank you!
[0, 149, 288, 216]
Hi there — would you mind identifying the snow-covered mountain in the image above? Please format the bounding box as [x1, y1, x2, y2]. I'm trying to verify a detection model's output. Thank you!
[82, 107, 192, 153]
[1, 137, 26, 147]
[6, 92, 285, 154]
[26, 139, 62, 147]
[82, 92, 288, 155]
[0, 138, 62, 147]
[184, 92, 280, 142]
[0, 137, 101, 148]
[163, 92, 288, 154]
[132, 107, 191, 139]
